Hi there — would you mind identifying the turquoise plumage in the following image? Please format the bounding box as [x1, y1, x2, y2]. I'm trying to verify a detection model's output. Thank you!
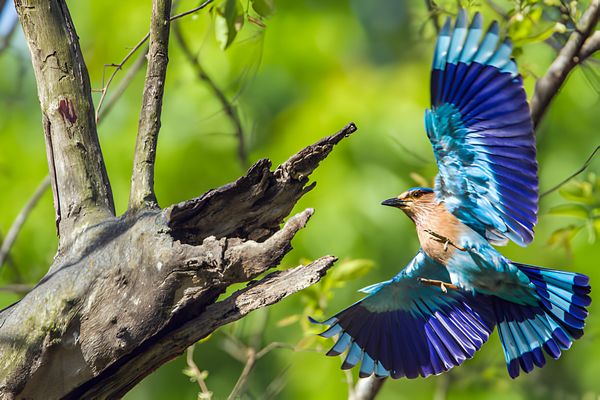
[313, 10, 591, 380]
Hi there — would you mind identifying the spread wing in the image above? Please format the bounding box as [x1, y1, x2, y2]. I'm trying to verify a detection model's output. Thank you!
[426, 10, 538, 246]
[312, 250, 494, 379]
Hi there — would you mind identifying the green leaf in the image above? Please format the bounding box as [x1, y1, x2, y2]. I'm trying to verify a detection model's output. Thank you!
[558, 180, 597, 205]
[330, 259, 375, 283]
[276, 314, 300, 327]
[547, 225, 582, 246]
[214, 0, 245, 50]
[547, 203, 589, 219]
[251, 0, 274, 18]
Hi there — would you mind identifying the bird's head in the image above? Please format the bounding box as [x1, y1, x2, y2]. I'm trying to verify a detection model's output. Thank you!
[381, 187, 436, 223]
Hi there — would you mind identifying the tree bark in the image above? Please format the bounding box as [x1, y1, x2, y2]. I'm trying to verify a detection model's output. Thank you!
[129, 0, 172, 210]
[15, 0, 115, 248]
[2, 1, 359, 398]
[0, 123, 356, 399]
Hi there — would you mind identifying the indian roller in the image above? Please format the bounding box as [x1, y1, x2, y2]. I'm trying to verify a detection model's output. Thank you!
[312, 10, 591, 379]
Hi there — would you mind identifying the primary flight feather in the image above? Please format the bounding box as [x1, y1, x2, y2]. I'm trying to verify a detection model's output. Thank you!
[313, 10, 590, 379]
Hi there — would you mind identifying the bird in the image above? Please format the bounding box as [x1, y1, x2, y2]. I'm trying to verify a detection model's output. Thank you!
[312, 10, 591, 379]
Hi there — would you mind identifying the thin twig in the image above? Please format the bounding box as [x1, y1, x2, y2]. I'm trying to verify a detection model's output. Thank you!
[173, 22, 249, 168]
[541, 144, 600, 197]
[531, 0, 600, 126]
[129, 0, 172, 209]
[228, 348, 256, 400]
[255, 342, 294, 359]
[186, 345, 212, 399]
[97, 45, 149, 122]
[227, 341, 292, 400]
[170, 0, 214, 21]
[424, 0, 441, 33]
[0, 176, 51, 270]
[485, 0, 509, 20]
[95, 33, 150, 123]
[94, 0, 215, 122]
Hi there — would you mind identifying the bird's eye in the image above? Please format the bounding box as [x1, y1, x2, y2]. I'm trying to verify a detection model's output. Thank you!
[412, 191, 422, 198]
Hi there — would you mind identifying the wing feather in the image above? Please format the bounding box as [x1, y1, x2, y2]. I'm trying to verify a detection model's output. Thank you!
[427, 10, 538, 246]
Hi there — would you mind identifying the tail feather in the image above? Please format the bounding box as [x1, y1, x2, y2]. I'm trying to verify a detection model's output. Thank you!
[492, 264, 591, 378]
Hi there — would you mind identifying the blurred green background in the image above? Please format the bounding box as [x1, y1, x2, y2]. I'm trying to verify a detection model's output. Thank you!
[1, 0, 599, 399]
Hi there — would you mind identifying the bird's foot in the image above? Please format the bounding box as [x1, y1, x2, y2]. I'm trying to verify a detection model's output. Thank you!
[424, 229, 466, 252]
[418, 277, 458, 293]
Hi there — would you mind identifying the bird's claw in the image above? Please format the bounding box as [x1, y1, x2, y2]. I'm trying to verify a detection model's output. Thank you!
[424, 229, 466, 252]
[418, 277, 458, 293]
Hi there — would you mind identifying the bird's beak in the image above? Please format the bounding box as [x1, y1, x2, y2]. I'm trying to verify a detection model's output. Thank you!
[381, 197, 406, 208]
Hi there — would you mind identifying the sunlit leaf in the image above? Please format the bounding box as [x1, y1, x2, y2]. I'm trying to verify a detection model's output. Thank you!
[547, 225, 583, 247]
[330, 259, 375, 283]
[276, 314, 300, 327]
[251, 0, 274, 18]
[214, 0, 245, 50]
[547, 203, 589, 219]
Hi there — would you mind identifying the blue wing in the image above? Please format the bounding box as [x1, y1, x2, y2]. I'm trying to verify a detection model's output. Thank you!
[312, 250, 495, 378]
[426, 10, 538, 246]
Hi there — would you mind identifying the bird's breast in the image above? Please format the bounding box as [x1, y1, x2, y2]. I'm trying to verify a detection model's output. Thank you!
[415, 203, 466, 266]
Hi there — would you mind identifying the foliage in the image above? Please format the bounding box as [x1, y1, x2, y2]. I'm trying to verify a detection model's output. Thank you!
[0, 0, 599, 399]
[548, 173, 600, 253]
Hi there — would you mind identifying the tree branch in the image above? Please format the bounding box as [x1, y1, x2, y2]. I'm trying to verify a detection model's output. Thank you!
[0, 123, 356, 399]
[129, 0, 172, 210]
[15, 0, 115, 246]
[350, 376, 386, 400]
[579, 30, 600, 62]
[165, 122, 357, 243]
[173, 22, 249, 168]
[66, 257, 336, 399]
[0, 176, 50, 270]
[530, 0, 600, 126]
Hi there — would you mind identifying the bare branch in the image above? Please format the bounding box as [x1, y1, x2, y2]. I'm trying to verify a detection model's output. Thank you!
[129, 0, 172, 210]
[0, 124, 354, 399]
[165, 122, 358, 243]
[0, 176, 50, 270]
[531, 0, 600, 126]
[173, 22, 249, 168]
[66, 257, 336, 399]
[350, 376, 386, 400]
[0, 40, 146, 276]
[579, 30, 600, 62]
[15, 0, 115, 245]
